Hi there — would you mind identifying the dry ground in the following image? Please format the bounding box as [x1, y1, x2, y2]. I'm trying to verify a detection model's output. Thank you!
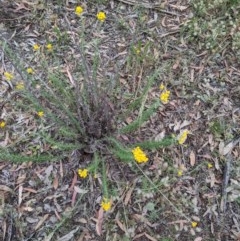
[0, 0, 240, 240]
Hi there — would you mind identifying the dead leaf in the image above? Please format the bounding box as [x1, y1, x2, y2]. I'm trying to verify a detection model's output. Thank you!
[43, 232, 54, 241]
[53, 175, 58, 190]
[34, 214, 49, 231]
[194, 237, 203, 241]
[0, 185, 14, 193]
[190, 151, 196, 166]
[115, 218, 126, 232]
[74, 186, 88, 194]
[169, 4, 188, 11]
[223, 141, 234, 155]
[69, 171, 77, 191]
[172, 59, 180, 70]
[58, 227, 79, 241]
[18, 185, 23, 206]
[144, 232, 158, 241]
[24, 187, 37, 193]
[96, 208, 104, 236]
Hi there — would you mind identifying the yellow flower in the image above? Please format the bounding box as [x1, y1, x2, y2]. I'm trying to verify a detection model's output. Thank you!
[101, 197, 111, 211]
[33, 43, 40, 51]
[132, 146, 148, 163]
[191, 221, 198, 228]
[37, 111, 44, 118]
[97, 11, 106, 22]
[16, 82, 24, 90]
[27, 68, 34, 74]
[75, 6, 83, 16]
[4, 72, 14, 81]
[178, 170, 183, 176]
[178, 130, 190, 145]
[208, 163, 213, 169]
[134, 46, 141, 55]
[159, 83, 165, 90]
[46, 43, 53, 51]
[0, 121, 6, 128]
[160, 90, 170, 104]
[78, 169, 88, 178]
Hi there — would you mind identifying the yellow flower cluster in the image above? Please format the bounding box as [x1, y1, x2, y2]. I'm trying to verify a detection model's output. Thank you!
[27, 68, 34, 74]
[132, 146, 148, 163]
[75, 6, 83, 16]
[46, 43, 53, 51]
[191, 221, 198, 228]
[101, 197, 111, 211]
[96, 11, 106, 22]
[208, 163, 213, 169]
[37, 111, 44, 118]
[160, 90, 170, 104]
[178, 130, 190, 145]
[4, 72, 14, 81]
[0, 120, 6, 128]
[78, 169, 88, 178]
[16, 82, 24, 90]
[33, 43, 40, 51]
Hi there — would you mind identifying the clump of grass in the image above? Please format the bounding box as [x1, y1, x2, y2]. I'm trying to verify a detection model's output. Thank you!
[0, 5, 188, 223]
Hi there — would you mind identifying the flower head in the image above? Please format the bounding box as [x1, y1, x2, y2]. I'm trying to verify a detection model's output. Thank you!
[134, 46, 141, 55]
[46, 43, 53, 51]
[37, 111, 44, 118]
[27, 68, 34, 74]
[177, 170, 183, 176]
[208, 163, 213, 169]
[0, 120, 6, 128]
[132, 146, 148, 163]
[75, 6, 83, 16]
[178, 130, 190, 145]
[97, 11, 106, 22]
[160, 89, 170, 104]
[101, 197, 111, 211]
[16, 82, 25, 90]
[4, 72, 14, 81]
[78, 169, 88, 178]
[191, 221, 198, 228]
[33, 44, 40, 51]
[159, 83, 165, 90]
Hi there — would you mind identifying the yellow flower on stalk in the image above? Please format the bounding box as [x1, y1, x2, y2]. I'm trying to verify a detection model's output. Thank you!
[159, 83, 165, 90]
[37, 111, 44, 118]
[160, 90, 170, 104]
[132, 146, 148, 163]
[46, 43, 53, 51]
[75, 6, 83, 16]
[78, 169, 88, 178]
[97, 11, 106, 22]
[16, 82, 24, 90]
[208, 163, 213, 169]
[4, 72, 14, 81]
[33, 43, 40, 51]
[0, 121, 6, 128]
[27, 68, 34, 74]
[101, 197, 111, 211]
[191, 221, 198, 228]
[177, 170, 183, 176]
[178, 130, 190, 145]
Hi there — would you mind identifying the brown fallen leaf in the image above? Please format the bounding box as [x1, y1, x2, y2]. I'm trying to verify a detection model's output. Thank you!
[96, 207, 104, 236]
[190, 151, 196, 166]
[53, 174, 58, 190]
[18, 185, 23, 206]
[145, 232, 158, 241]
[69, 171, 77, 191]
[34, 214, 49, 231]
